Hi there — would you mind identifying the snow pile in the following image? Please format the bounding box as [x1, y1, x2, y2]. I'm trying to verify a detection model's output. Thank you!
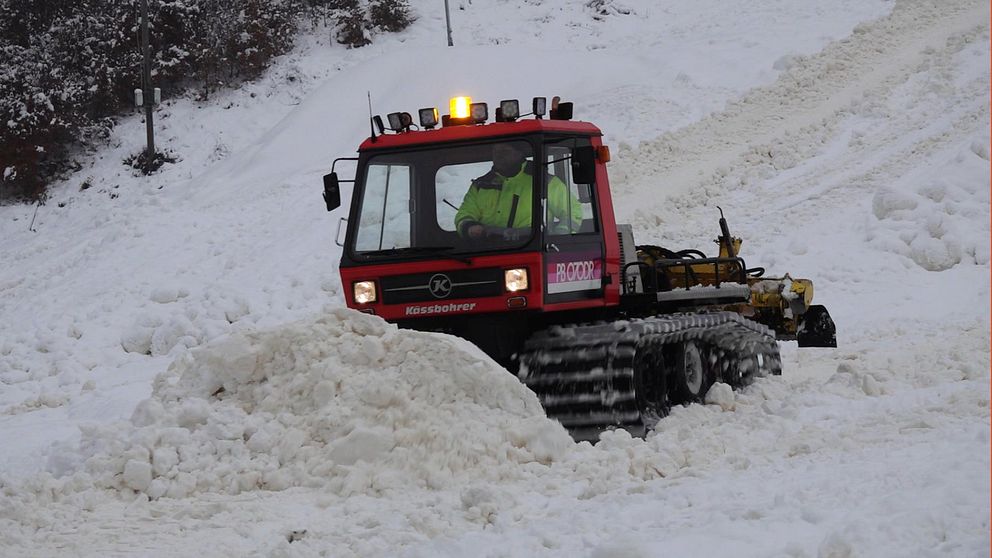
[76, 309, 571, 498]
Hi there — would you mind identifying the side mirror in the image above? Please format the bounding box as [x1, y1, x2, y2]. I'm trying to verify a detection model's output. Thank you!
[323, 172, 341, 212]
[571, 146, 596, 184]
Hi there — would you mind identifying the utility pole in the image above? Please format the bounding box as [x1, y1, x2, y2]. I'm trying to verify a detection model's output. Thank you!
[140, 0, 155, 173]
[444, 0, 453, 47]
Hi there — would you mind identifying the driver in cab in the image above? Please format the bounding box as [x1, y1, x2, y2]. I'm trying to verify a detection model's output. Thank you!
[455, 143, 583, 240]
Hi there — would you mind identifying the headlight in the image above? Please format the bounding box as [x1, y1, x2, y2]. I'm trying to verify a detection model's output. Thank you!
[504, 268, 528, 292]
[353, 281, 377, 304]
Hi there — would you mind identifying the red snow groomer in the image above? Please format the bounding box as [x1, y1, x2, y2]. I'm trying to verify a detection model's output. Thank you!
[323, 95, 835, 437]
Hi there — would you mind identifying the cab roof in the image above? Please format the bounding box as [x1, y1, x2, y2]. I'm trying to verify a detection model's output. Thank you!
[358, 119, 602, 152]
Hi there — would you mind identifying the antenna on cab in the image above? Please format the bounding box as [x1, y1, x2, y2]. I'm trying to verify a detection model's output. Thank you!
[368, 91, 377, 143]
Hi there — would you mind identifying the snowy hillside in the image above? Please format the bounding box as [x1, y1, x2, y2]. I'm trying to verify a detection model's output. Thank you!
[1, 0, 989, 556]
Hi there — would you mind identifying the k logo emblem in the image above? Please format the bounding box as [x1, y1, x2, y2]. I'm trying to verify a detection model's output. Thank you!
[428, 274, 452, 299]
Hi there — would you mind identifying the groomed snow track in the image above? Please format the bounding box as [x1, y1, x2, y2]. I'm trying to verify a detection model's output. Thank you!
[517, 312, 782, 436]
[611, 0, 989, 225]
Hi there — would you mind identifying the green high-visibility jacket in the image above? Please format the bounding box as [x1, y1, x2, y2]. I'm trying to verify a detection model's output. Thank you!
[454, 164, 583, 236]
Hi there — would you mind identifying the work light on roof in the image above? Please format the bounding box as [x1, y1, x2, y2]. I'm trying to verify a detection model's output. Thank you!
[499, 99, 519, 121]
[386, 112, 403, 131]
[470, 102, 488, 124]
[386, 111, 413, 132]
[419, 107, 439, 129]
[532, 97, 547, 119]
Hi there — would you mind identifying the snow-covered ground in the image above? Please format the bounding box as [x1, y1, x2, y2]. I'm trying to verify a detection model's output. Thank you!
[1, 0, 989, 556]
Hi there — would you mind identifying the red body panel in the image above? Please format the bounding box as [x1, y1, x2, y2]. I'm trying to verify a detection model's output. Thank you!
[587, 134, 622, 308]
[360, 119, 603, 152]
[341, 252, 548, 320]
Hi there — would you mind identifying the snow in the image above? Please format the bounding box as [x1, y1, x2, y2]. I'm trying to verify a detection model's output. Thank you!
[0, 0, 989, 556]
[703, 381, 735, 411]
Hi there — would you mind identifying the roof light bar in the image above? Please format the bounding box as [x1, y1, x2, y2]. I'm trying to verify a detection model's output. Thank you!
[436, 94, 563, 127]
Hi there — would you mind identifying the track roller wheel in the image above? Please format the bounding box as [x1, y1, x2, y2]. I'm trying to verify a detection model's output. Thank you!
[633, 339, 668, 429]
[671, 340, 712, 404]
[761, 346, 783, 376]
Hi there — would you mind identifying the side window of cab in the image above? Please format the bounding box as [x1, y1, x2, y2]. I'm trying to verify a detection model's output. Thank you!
[544, 141, 598, 236]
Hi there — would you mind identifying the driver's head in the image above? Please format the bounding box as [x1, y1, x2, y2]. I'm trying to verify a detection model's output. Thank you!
[492, 143, 527, 177]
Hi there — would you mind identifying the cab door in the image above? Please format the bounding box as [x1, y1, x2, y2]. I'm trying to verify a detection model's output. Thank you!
[541, 138, 606, 306]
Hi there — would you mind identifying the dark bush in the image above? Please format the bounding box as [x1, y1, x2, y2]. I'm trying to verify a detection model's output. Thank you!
[124, 148, 178, 174]
[335, 7, 371, 48]
[369, 0, 413, 33]
[310, 0, 413, 48]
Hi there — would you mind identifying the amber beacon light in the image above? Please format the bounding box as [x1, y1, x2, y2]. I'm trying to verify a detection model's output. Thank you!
[449, 96, 472, 119]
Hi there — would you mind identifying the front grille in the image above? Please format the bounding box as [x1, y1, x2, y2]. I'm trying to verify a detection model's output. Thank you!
[380, 268, 503, 304]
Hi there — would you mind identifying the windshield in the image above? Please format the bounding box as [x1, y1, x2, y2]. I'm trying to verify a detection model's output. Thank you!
[351, 140, 536, 258]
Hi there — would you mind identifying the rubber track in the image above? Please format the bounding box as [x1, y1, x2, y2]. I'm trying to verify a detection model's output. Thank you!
[517, 312, 781, 431]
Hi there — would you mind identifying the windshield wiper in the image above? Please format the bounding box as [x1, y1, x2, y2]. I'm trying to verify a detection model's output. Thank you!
[365, 246, 472, 264]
